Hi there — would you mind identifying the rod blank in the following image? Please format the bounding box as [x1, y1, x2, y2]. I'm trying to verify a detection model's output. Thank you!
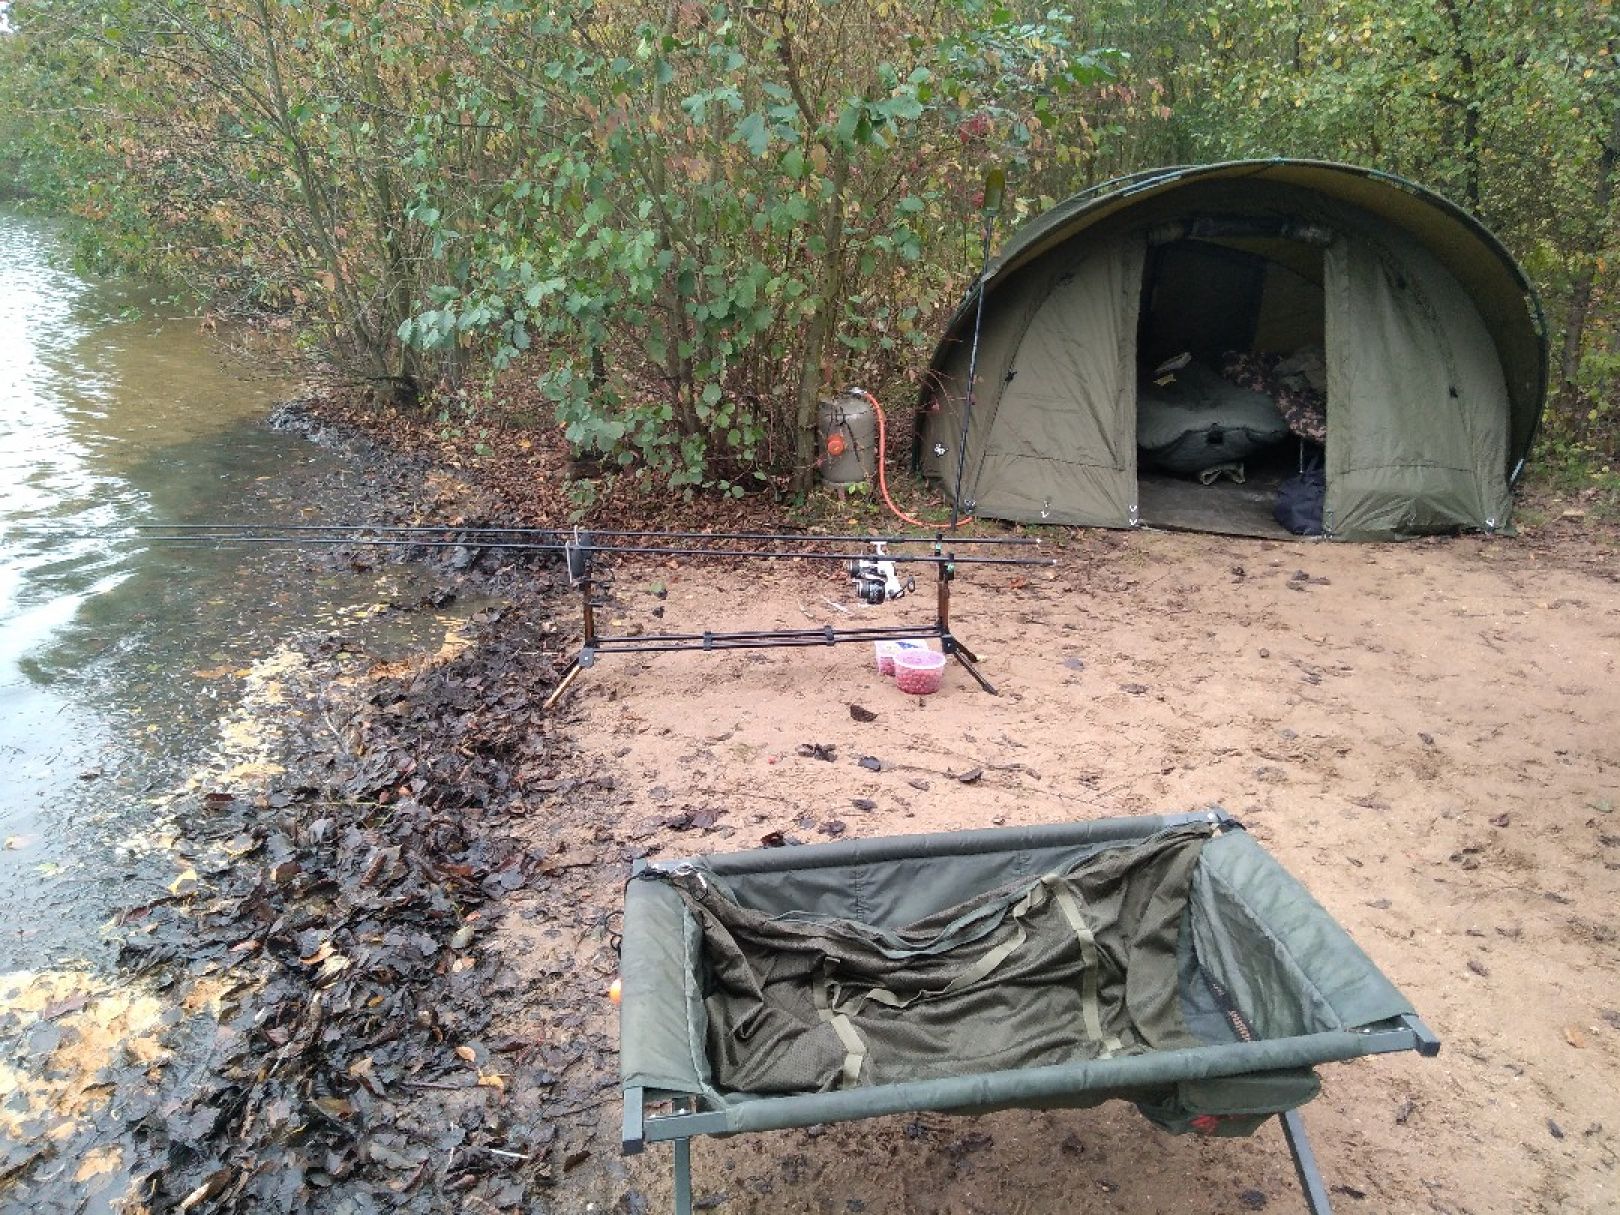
[110, 522, 1039, 546]
[136, 534, 1054, 566]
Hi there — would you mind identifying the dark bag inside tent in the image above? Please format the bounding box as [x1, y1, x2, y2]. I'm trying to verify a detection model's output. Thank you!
[1275, 453, 1328, 536]
[620, 813, 1439, 1214]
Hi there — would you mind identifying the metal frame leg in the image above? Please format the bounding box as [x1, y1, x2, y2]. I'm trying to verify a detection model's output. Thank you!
[951, 644, 998, 694]
[543, 657, 584, 710]
[672, 1137, 693, 1215]
[1279, 1109, 1334, 1215]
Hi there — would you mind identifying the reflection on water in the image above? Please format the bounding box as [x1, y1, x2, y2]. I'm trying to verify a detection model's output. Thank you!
[0, 209, 409, 968]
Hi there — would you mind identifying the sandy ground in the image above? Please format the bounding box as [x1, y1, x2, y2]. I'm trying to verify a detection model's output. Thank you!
[527, 522, 1619, 1215]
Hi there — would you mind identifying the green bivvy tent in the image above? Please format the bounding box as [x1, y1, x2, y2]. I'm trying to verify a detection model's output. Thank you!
[917, 160, 1547, 540]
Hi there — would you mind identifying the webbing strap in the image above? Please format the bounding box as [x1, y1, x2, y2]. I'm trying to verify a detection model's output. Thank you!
[1044, 876, 1123, 1056]
[827, 882, 1044, 1017]
[812, 967, 869, 1087]
[813, 878, 1122, 1087]
[778, 879, 1048, 961]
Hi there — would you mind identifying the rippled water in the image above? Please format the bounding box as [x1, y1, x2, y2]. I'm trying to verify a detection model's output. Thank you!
[0, 209, 425, 968]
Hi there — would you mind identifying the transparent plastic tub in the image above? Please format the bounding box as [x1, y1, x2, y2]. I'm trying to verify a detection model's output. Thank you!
[893, 649, 946, 695]
[874, 639, 928, 676]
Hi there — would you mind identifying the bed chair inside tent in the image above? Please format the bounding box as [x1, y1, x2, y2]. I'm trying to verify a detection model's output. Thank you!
[916, 160, 1547, 540]
[619, 812, 1438, 1214]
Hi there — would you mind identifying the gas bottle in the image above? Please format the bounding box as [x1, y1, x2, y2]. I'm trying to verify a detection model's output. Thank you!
[816, 390, 878, 486]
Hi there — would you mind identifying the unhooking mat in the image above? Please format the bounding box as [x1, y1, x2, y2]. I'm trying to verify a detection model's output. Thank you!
[620, 814, 1423, 1139]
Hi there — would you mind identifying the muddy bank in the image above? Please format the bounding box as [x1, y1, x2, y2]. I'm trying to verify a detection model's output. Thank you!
[2, 400, 629, 1212]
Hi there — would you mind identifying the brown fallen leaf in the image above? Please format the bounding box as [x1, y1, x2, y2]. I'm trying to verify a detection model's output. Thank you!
[178, 1169, 232, 1211]
[268, 860, 301, 884]
[1565, 1024, 1588, 1049]
[300, 941, 334, 966]
[848, 704, 877, 723]
[74, 1145, 122, 1183]
[41, 992, 88, 1021]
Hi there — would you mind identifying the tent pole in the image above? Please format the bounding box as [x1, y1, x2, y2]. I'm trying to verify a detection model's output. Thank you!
[951, 168, 1005, 529]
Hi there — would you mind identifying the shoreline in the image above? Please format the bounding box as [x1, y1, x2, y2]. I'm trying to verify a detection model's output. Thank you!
[4, 397, 629, 1212]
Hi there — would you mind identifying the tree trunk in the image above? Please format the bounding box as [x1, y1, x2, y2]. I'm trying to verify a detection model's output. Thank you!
[1558, 66, 1620, 406]
[1437, 0, 1481, 210]
[790, 149, 850, 496]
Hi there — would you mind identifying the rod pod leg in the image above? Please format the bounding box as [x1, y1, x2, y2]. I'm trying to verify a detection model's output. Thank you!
[542, 657, 584, 711]
[951, 646, 998, 694]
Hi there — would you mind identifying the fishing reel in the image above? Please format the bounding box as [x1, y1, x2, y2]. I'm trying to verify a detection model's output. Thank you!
[848, 542, 915, 605]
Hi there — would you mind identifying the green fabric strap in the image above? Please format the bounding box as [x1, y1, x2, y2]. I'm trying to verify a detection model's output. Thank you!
[779, 876, 1053, 961]
[814, 877, 1125, 1087]
[814, 885, 1048, 1086]
[1044, 876, 1123, 1057]
[812, 967, 870, 1086]
[829, 884, 1044, 1016]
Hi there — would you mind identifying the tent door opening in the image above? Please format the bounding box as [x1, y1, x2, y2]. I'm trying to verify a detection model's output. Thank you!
[1132, 231, 1328, 538]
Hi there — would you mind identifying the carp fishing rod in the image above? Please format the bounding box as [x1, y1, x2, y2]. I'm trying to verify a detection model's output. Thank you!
[104, 522, 1040, 547]
[89, 525, 1043, 702]
[126, 532, 1052, 566]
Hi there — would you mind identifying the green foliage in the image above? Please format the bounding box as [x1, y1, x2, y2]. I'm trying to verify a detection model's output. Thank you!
[379, 0, 1121, 489]
[2, 0, 1616, 482]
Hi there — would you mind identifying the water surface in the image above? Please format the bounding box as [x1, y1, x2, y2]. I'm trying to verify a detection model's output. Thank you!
[0, 209, 429, 968]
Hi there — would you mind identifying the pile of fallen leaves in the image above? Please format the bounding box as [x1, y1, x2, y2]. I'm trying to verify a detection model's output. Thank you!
[103, 586, 614, 1213]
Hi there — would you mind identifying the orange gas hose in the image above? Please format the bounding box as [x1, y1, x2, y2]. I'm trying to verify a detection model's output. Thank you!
[853, 388, 972, 530]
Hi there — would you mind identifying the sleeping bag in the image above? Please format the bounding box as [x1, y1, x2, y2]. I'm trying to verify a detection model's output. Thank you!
[1137, 363, 1289, 475]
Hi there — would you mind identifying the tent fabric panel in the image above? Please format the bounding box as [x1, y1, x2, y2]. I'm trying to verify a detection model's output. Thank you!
[1324, 466, 1499, 540]
[966, 238, 1144, 524]
[916, 266, 1051, 501]
[1407, 231, 1515, 528]
[1252, 259, 1326, 353]
[965, 454, 1134, 526]
[1323, 236, 1510, 537]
